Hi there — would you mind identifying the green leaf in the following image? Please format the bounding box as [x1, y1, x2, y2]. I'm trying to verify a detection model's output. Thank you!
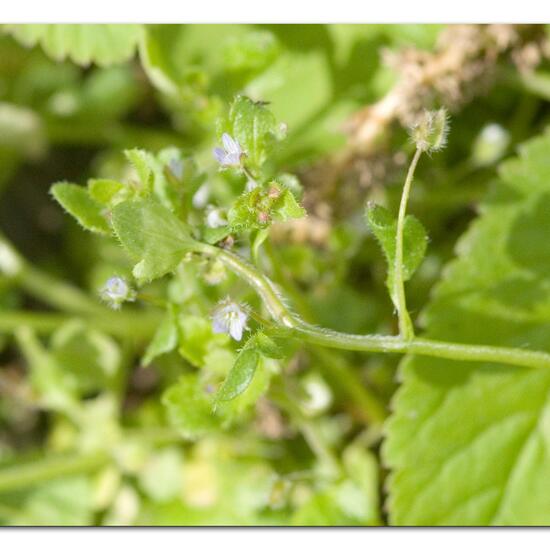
[14, 327, 77, 415]
[246, 48, 332, 132]
[162, 373, 219, 439]
[4, 24, 142, 67]
[221, 95, 279, 173]
[202, 225, 233, 245]
[178, 314, 224, 367]
[51, 320, 120, 394]
[216, 348, 260, 403]
[111, 199, 200, 284]
[51, 182, 110, 234]
[124, 147, 203, 216]
[124, 148, 153, 191]
[254, 333, 283, 359]
[385, 131, 550, 526]
[216, 332, 281, 402]
[223, 31, 280, 73]
[87, 178, 128, 207]
[142, 307, 179, 366]
[365, 203, 428, 304]
[272, 187, 306, 221]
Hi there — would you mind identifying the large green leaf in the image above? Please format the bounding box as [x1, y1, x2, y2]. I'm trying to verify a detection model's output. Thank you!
[4, 24, 142, 67]
[385, 131, 550, 525]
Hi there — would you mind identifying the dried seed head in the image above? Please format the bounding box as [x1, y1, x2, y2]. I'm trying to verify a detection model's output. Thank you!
[410, 108, 450, 153]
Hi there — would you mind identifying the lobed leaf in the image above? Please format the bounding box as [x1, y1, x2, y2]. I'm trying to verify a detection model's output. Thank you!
[4, 24, 143, 67]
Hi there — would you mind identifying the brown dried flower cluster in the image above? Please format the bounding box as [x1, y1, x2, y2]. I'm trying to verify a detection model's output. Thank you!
[345, 24, 549, 153]
[278, 24, 549, 247]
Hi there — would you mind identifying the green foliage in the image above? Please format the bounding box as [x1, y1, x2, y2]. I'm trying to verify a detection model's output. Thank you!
[385, 131, 550, 525]
[366, 203, 428, 305]
[218, 95, 283, 174]
[162, 373, 221, 439]
[228, 182, 305, 231]
[142, 307, 179, 366]
[5, 23, 550, 528]
[216, 332, 281, 402]
[111, 199, 200, 284]
[51, 182, 110, 234]
[4, 24, 142, 67]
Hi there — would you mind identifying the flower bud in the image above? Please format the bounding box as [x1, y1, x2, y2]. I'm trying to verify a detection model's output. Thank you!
[472, 123, 510, 166]
[410, 108, 450, 153]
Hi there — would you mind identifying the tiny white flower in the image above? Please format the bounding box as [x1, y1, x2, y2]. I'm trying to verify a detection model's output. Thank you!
[213, 133, 243, 167]
[205, 206, 228, 228]
[100, 276, 135, 309]
[211, 298, 248, 341]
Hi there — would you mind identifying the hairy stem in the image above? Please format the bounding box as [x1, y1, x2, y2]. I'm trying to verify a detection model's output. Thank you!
[264, 241, 387, 424]
[394, 147, 422, 340]
[199, 243, 550, 370]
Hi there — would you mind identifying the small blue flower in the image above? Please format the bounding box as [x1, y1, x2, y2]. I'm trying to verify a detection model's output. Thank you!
[100, 276, 135, 309]
[213, 133, 243, 168]
[211, 298, 248, 341]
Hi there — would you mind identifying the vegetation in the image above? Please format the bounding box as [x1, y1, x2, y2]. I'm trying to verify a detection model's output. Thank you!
[1, 24, 550, 526]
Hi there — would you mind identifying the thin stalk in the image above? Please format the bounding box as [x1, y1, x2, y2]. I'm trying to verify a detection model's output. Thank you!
[0, 234, 160, 340]
[394, 147, 422, 340]
[0, 451, 109, 493]
[0, 309, 160, 340]
[198, 243, 550, 371]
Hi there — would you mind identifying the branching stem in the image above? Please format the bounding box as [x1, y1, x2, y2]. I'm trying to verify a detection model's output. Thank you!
[199, 243, 550, 371]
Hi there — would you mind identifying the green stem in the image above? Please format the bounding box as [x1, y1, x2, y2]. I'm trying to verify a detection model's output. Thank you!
[198, 243, 550, 371]
[0, 451, 109, 493]
[0, 308, 160, 340]
[0, 234, 160, 340]
[394, 147, 422, 340]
